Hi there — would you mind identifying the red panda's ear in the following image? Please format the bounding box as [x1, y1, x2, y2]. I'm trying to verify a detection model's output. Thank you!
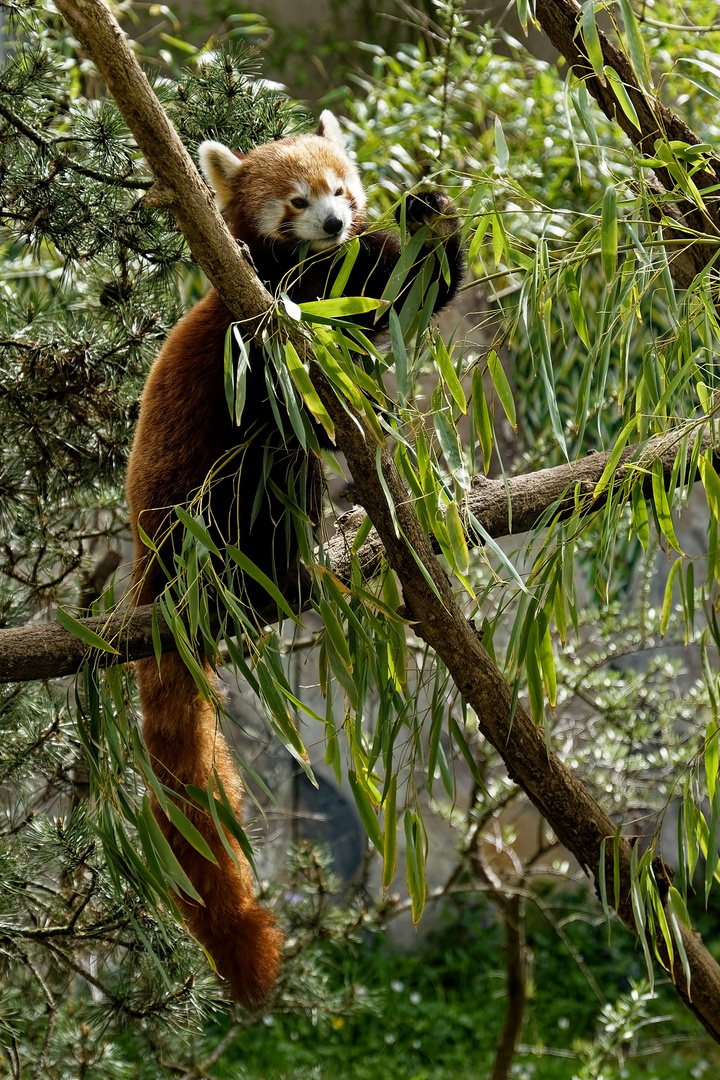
[198, 141, 245, 211]
[315, 110, 345, 147]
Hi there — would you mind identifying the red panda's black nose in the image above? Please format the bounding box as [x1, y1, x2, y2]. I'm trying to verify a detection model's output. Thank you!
[323, 215, 343, 236]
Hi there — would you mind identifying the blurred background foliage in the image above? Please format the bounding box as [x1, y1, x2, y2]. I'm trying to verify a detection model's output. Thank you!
[3, 0, 720, 1076]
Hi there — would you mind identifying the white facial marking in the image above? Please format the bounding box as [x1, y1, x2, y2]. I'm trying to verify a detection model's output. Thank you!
[346, 170, 367, 213]
[257, 198, 286, 238]
[293, 189, 353, 249]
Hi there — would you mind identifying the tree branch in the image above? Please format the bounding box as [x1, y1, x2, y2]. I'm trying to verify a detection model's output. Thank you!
[533, 0, 720, 287]
[47, 0, 720, 1041]
[1, 424, 711, 683]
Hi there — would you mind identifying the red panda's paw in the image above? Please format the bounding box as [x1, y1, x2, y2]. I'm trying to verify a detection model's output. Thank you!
[402, 191, 460, 240]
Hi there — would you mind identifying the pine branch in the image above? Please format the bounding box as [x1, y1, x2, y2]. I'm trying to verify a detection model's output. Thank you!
[0, 97, 152, 189]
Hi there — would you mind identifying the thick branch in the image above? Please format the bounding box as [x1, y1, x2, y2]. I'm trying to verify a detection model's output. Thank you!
[1, 426, 710, 682]
[49, 0, 720, 1041]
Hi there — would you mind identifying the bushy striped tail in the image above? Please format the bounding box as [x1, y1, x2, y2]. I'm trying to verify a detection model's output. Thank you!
[136, 652, 282, 1004]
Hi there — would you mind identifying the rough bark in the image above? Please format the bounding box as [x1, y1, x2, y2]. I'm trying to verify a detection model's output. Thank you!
[35, 0, 720, 1042]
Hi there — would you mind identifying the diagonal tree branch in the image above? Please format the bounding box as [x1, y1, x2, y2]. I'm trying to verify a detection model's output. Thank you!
[45, 0, 720, 1041]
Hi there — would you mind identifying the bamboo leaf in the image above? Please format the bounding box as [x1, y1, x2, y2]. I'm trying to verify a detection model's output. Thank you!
[617, 0, 653, 92]
[389, 308, 408, 402]
[660, 557, 682, 637]
[404, 811, 427, 924]
[445, 501, 470, 577]
[139, 796, 205, 903]
[705, 782, 720, 904]
[225, 544, 300, 623]
[224, 322, 235, 422]
[467, 213, 490, 265]
[487, 350, 516, 429]
[312, 338, 367, 409]
[165, 801, 218, 865]
[580, 1, 606, 83]
[319, 598, 353, 672]
[184, 783, 244, 877]
[467, 510, 529, 594]
[174, 506, 221, 557]
[601, 183, 618, 284]
[603, 65, 640, 129]
[592, 417, 634, 500]
[538, 621, 556, 708]
[471, 368, 493, 474]
[563, 265, 590, 348]
[684, 781, 700, 882]
[434, 409, 463, 476]
[256, 662, 311, 770]
[668, 900, 692, 995]
[382, 774, 398, 889]
[525, 622, 545, 725]
[668, 884, 692, 930]
[232, 325, 250, 425]
[630, 855, 655, 984]
[598, 837, 611, 924]
[433, 336, 467, 413]
[613, 826, 622, 911]
[706, 719, 719, 807]
[56, 608, 119, 654]
[285, 340, 335, 440]
[151, 601, 163, 669]
[699, 454, 720, 524]
[494, 116, 509, 171]
[631, 482, 650, 551]
[649, 866, 673, 969]
[651, 459, 683, 554]
[329, 237, 360, 298]
[448, 714, 485, 788]
[299, 296, 381, 318]
[348, 770, 384, 851]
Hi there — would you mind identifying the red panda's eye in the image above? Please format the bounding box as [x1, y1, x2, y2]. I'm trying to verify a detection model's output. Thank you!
[290, 197, 308, 210]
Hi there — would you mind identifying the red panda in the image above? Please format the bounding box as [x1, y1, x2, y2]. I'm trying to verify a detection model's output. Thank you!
[125, 111, 463, 1004]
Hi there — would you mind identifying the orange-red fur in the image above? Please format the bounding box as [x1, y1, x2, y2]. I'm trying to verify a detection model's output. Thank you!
[126, 113, 463, 1004]
[135, 654, 280, 1003]
[127, 292, 283, 1005]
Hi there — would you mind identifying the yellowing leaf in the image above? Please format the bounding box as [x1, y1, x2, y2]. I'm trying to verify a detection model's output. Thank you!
[487, 350, 516, 429]
[445, 500, 470, 577]
[285, 340, 335, 441]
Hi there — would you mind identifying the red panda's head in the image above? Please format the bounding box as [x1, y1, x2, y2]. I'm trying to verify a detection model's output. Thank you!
[198, 112, 367, 252]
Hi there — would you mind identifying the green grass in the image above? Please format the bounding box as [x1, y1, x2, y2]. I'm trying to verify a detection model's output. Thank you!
[221, 893, 720, 1080]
